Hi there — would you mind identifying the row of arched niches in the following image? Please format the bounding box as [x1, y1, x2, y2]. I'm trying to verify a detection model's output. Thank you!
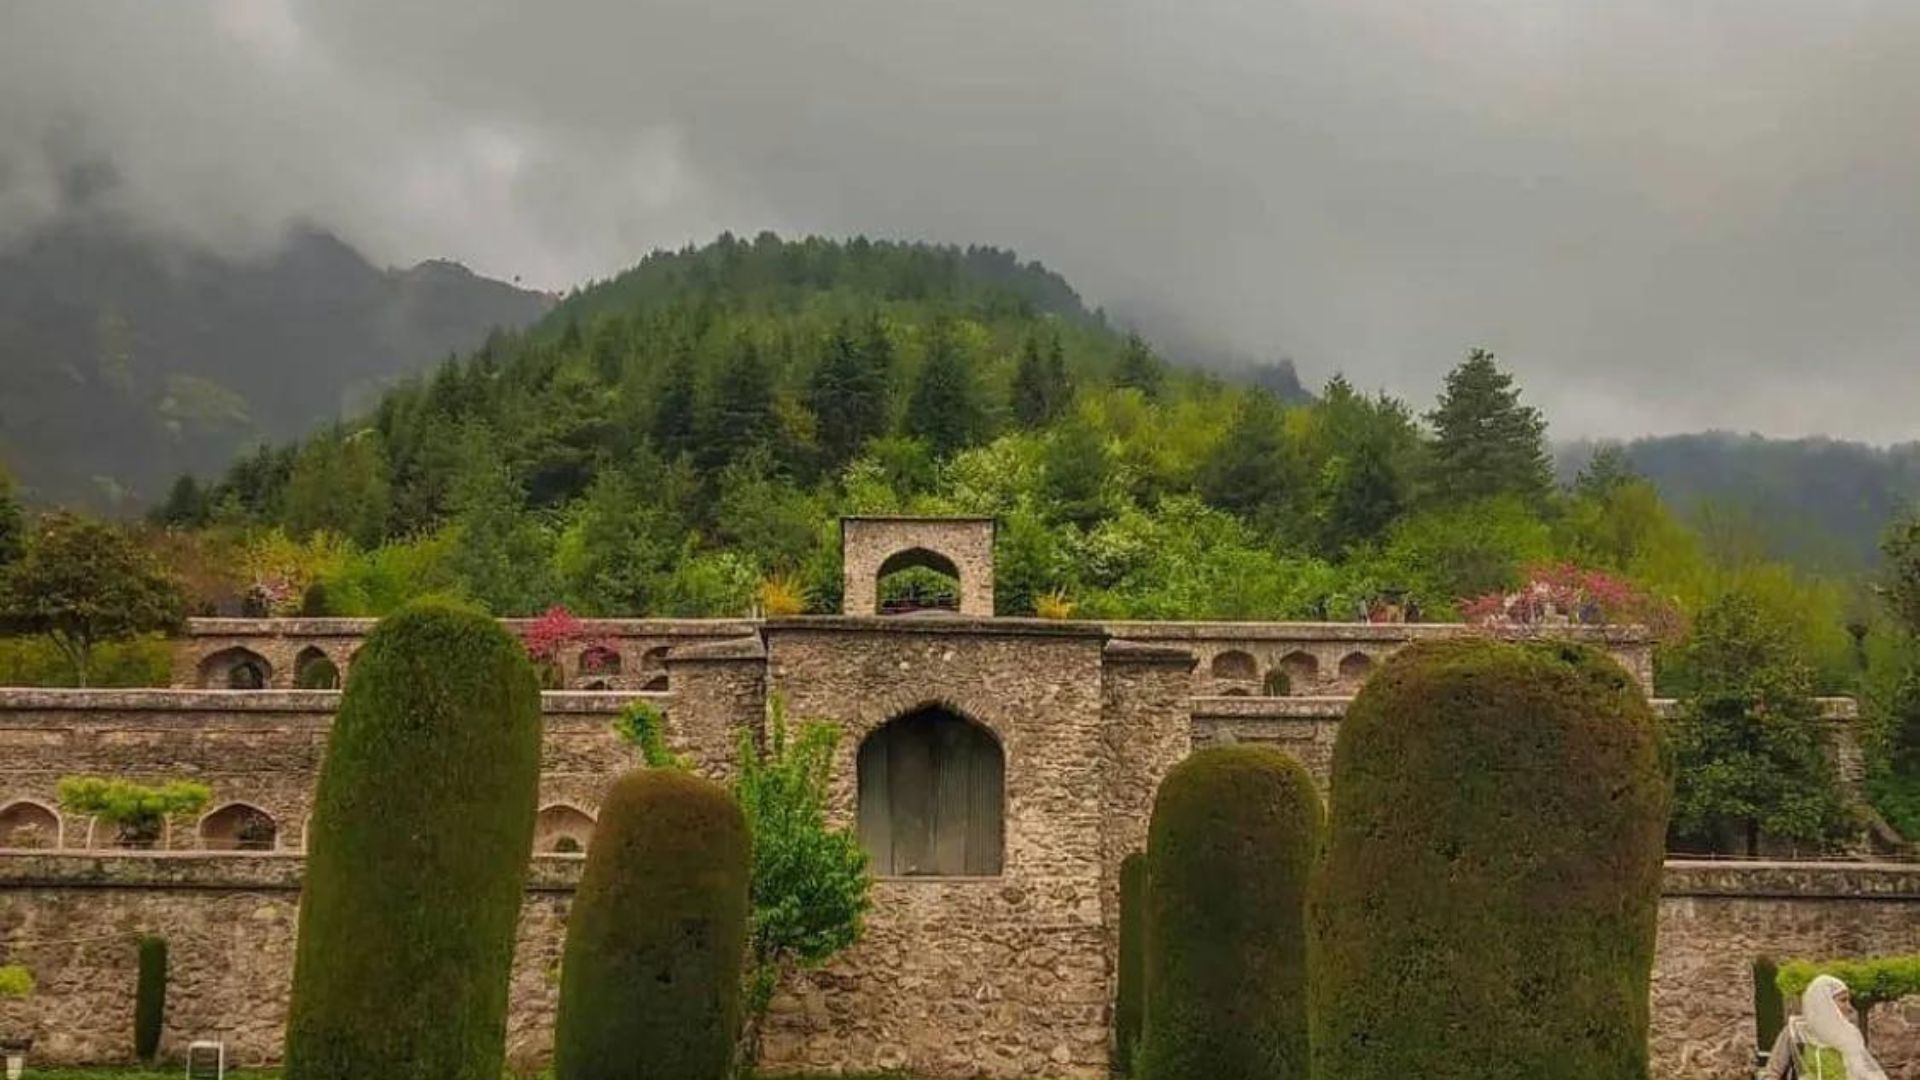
[0, 799, 601, 856]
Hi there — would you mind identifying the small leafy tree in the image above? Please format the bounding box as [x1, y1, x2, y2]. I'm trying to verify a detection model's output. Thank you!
[57, 776, 210, 848]
[734, 694, 872, 1065]
[1667, 592, 1855, 855]
[1778, 955, 1920, 1047]
[0, 512, 185, 686]
[611, 699, 684, 770]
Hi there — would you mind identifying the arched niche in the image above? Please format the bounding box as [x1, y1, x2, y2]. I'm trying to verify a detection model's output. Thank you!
[841, 517, 995, 617]
[199, 646, 272, 690]
[642, 675, 669, 692]
[579, 645, 622, 677]
[293, 646, 340, 690]
[534, 804, 596, 854]
[1338, 651, 1376, 682]
[199, 803, 278, 851]
[1210, 650, 1259, 682]
[1278, 650, 1319, 689]
[0, 800, 61, 849]
[1262, 669, 1293, 697]
[857, 705, 1004, 877]
[875, 547, 961, 615]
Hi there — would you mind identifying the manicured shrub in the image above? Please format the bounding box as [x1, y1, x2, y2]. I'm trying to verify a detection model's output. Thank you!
[1138, 745, 1321, 1080]
[134, 935, 167, 1061]
[1310, 639, 1669, 1080]
[553, 768, 750, 1080]
[1778, 954, 1920, 1045]
[283, 601, 543, 1080]
[1113, 850, 1148, 1076]
[1753, 956, 1785, 1055]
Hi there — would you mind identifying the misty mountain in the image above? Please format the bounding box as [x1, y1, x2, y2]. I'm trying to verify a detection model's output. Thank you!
[1560, 433, 1920, 572]
[0, 218, 551, 508]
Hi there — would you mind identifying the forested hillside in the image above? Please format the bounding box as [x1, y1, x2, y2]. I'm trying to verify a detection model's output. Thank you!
[0, 218, 550, 509]
[1560, 435, 1920, 573]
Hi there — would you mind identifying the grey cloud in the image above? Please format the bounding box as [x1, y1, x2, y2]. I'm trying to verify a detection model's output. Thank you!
[5, 0, 1919, 440]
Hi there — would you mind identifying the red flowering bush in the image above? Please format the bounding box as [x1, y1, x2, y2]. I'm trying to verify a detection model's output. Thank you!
[520, 605, 583, 687]
[1461, 564, 1683, 641]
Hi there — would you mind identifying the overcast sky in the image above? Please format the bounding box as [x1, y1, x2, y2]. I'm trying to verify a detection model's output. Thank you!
[4, 1, 1919, 441]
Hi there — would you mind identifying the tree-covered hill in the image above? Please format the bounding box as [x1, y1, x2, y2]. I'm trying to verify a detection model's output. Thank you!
[0, 217, 550, 510]
[1559, 434, 1920, 573]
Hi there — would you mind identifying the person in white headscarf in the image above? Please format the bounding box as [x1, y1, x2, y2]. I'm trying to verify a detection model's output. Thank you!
[1763, 974, 1889, 1080]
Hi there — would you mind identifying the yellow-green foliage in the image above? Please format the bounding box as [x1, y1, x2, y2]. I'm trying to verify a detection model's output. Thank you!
[1778, 955, 1920, 1030]
[283, 602, 542, 1080]
[1140, 745, 1321, 1080]
[1310, 639, 1670, 1080]
[0, 963, 31, 998]
[757, 574, 808, 616]
[0, 635, 170, 687]
[58, 776, 210, 825]
[554, 769, 750, 1080]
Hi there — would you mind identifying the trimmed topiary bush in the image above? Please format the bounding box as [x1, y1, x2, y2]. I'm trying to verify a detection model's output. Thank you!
[283, 601, 543, 1080]
[1113, 850, 1148, 1076]
[1138, 745, 1322, 1080]
[1753, 956, 1785, 1055]
[553, 768, 750, 1080]
[1309, 638, 1670, 1080]
[134, 935, 166, 1062]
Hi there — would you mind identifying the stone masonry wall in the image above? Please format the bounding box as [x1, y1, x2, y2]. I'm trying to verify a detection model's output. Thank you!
[759, 618, 1111, 1077]
[5, 854, 1915, 1078]
[839, 517, 997, 617]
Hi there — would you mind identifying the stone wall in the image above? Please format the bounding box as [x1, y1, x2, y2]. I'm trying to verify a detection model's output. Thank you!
[0, 689, 646, 852]
[5, 854, 1914, 1078]
[839, 517, 997, 617]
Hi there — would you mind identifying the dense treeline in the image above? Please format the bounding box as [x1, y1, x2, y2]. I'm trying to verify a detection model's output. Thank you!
[3, 232, 1919, 850]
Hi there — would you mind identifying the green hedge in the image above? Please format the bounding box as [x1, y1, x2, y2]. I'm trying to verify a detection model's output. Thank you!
[1309, 639, 1670, 1080]
[1753, 956, 1785, 1054]
[553, 768, 750, 1080]
[1113, 850, 1147, 1076]
[1778, 954, 1920, 1042]
[283, 602, 543, 1080]
[1138, 745, 1321, 1080]
[134, 935, 166, 1062]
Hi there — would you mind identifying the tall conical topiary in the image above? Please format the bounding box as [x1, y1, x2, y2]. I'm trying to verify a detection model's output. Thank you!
[553, 768, 750, 1080]
[1309, 639, 1670, 1080]
[1138, 745, 1322, 1080]
[1753, 956, 1786, 1055]
[283, 601, 542, 1080]
[134, 935, 166, 1062]
[1113, 851, 1148, 1076]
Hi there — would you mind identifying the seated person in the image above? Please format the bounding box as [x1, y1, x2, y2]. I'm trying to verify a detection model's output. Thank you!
[1763, 974, 1888, 1080]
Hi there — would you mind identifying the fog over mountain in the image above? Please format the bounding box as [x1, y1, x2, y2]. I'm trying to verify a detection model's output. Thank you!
[4, 2, 1920, 441]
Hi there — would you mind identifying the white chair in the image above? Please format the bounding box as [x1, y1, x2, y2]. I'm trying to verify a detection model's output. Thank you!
[185, 1039, 225, 1079]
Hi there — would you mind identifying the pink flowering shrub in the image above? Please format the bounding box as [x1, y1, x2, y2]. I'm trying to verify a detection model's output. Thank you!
[1461, 563, 1684, 641]
[520, 605, 585, 686]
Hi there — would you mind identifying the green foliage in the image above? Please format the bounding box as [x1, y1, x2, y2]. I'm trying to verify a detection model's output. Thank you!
[1310, 639, 1670, 1080]
[1139, 746, 1320, 1080]
[553, 768, 750, 1080]
[611, 699, 683, 770]
[0, 964, 32, 999]
[1011, 330, 1072, 428]
[1195, 391, 1308, 538]
[282, 431, 391, 548]
[0, 512, 185, 686]
[807, 317, 895, 468]
[1114, 851, 1146, 1077]
[1778, 955, 1920, 1042]
[0, 467, 22, 567]
[1753, 956, 1786, 1054]
[284, 602, 542, 1080]
[1112, 333, 1165, 399]
[734, 694, 872, 1064]
[1667, 591, 1855, 854]
[135, 936, 167, 1062]
[58, 777, 210, 846]
[697, 336, 777, 472]
[447, 426, 559, 614]
[1886, 515, 1920, 637]
[0, 635, 170, 687]
[904, 318, 985, 458]
[1424, 348, 1553, 508]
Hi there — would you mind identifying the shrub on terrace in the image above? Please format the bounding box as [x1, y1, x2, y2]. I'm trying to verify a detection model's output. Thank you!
[282, 601, 542, 1080]
[1138, 745, 1321, 1080]
[1309, 639, 1670, 1080]
[553, 768, 750, 1080]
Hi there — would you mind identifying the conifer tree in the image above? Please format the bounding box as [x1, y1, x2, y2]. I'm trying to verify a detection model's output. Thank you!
[1424, 348, 1554, 507]
[807, 317, 893, 468]
[651, 341, 699, 462]
[904, 320, 983, 458]
[1011, 331, 1072, 428]
[697, 336, 776, 471]
[0, 466, 22, 567]
[1196, 392, 1307, 535]
[1113, 332, 1165, 400]
[1312, 377, 1421, 554]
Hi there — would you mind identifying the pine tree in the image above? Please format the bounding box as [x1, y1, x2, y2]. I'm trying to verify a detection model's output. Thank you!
[1575, 444, 1640, 499]
[1313, 377, 1420, 555]
[1425, 349, 1554, 507]
[1113, 333, 1165, 400]
[697, 336, 776, 471]
[1011, 331, 1071, 428]
[904, 320, 983, 458]
[0, 467, 24, 567]
[807, 317, 894, 468]
[651, 341, 699, 462]
[1196, 392, 1307, 535]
